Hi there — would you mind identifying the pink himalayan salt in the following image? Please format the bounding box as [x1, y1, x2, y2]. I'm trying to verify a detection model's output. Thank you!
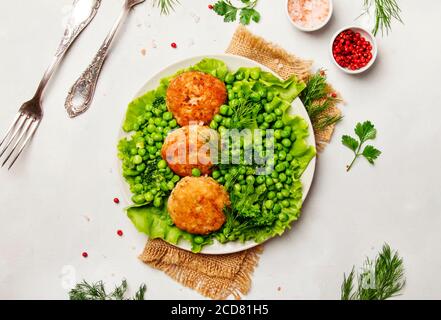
[288, 0, 330, 29]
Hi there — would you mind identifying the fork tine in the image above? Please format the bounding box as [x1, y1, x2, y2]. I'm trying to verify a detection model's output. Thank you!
[2, 117, 34, 168]
[0, 114, 26, 158]
[0, 113, 22, 148]
[7, 119, 40, 170]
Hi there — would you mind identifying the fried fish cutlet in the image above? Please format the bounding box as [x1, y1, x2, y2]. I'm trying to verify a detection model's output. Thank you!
[168, 176, 230, 235]
[166, 71, 227, 126]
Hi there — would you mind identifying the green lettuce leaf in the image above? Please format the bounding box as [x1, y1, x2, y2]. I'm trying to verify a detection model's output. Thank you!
[190, 58, 229, 81]
[126, 205, 212, 253]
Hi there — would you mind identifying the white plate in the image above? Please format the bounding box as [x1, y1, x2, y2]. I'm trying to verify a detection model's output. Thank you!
[117, 54, 316, 254]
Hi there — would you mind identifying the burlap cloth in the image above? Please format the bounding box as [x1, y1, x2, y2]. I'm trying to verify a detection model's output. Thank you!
[139, 26, 341, 300]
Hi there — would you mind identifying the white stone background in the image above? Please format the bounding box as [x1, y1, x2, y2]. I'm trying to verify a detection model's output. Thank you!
[0, 0, 440, 299]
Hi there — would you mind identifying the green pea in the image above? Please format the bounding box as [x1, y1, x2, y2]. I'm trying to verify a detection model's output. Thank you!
[275, 163, 286, 172]
[210, 121, 218, 130]
[133, 184, 143, 193]
[146, 137, 154, 146]
[160, 120, 168, 127]
[277, 192, 284, 200]
[265, 177, 274, 186]
[275, 182, 283, 190]
[157, 159, 167, 169]
[286, 154, 293, 162]
[172, 175, 180, 183]
[162, 112, 172, 121]
[274, 130, 282, 140]
[246, 175, 255, 185]
[222, 118, 232, 128]
[153, 197, 163, 208]
[160, 182, 169, 191]
[274, 108, 283, 116]
[136, 163, 146, 172]
[234, 183, 242, 193]
[220, 105, 229, 115]
[235, 72, 244, 81]
[271, 171, 279, 179]
[238, 174, 245, 181]
[250, 69, 261, 80]
[256, 176, 265, 184]
[214, 114, 223, 123]
[145, 105, 153, 112]
[154, 118, 162, 126]
[192, 168, 201, 177]
[250, 92, 261, 102]
[256, 184, 266, 195]
[130, 148, 138, 156]
[268, 191, 276, 200]
[133, 155, 143, 165]
[217, 177, 225, 184]
[274, 120, 284, 129]
[281, 130, 291, 138]
[285, 169, 293, 176]
[138, 148, 146, 156]
[264, 114, 274, 123]
[167, 181, 175, 190]
[264, 103, 274, 113]
[147, 146, 157, 154]
[228, 92, 235, 100]
[278, 213, 289, 222]
[169, 119, 177, 128]
[281, 200, 290, 208]
[225, 73, 235, 84]
[279, 173, 287, 182]
[282, 189, 290, 198]
[212, 170, 221, 179]
[282, 139, 292, 148]
[273, 204, 282, 214]
[135, 176, 142, 183]
[266, 92, 274, 102]
[132, 194, 146, 204]
[194, 236, 205, 244]
[264, 200, 274, 210]
[144, 192, 154, 203]
[152, 133, 163, 142]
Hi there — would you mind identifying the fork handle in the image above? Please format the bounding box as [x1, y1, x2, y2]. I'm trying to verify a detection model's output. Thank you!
[34, 0, 102, 100]
[65, 7, 130, 118]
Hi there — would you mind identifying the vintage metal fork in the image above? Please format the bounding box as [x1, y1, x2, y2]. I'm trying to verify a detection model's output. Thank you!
[0, 0, 101, 170]
[65, 0, 146, 118]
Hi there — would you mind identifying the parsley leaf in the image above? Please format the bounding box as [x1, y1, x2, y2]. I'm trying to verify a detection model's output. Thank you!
[213, 0, 261, 25]
[342, 121, 381, 171]
[342, 135, 359, 152]
[362, 145, 381, 164]
[355, 121, 377, 142]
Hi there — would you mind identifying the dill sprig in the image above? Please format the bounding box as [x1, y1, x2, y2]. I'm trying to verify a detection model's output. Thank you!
[300, 70, 342, 132]
[153, 0, 180, 15]
[69, 279, 147, 300]
[341, 244, 405, 300]
[230, 98, 261, 130]
[361, 0, 403, 36]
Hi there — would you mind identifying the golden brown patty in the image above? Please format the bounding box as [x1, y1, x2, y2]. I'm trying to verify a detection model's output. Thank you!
[168, 177, 230, 235]
[161, 125, 218, 177]
[166, 71, 227, 126]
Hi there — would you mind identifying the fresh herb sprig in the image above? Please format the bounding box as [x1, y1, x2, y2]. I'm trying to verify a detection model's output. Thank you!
[153, 0, 180, 15]
[213, 0, 261, 25]
[360, 0, 403, 36]
[69, 280, 147, 300]
[230, 98, 261, 129]
[342, 121, 381, 171]
[341, 244, 405, 300]
[300, 70, 342, 132]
